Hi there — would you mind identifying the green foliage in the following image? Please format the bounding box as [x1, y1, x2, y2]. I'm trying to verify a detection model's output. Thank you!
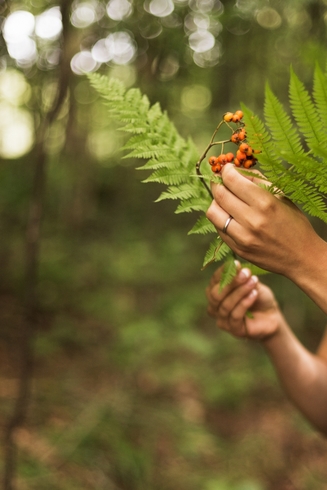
[243, 64, 327, 223]
[89, 64, 327, 284]
[88, 72, 222, 269]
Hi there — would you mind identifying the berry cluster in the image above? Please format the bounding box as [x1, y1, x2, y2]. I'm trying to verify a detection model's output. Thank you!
[208, 110, 260, 174]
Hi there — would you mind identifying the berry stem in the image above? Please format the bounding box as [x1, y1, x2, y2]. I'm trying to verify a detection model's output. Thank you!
[196, 120, 228, 198]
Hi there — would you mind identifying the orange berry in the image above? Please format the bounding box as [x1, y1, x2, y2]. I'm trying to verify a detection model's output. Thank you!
[243, 159, 256, 169]
[234, 110, 243, 119]
[211, 163, 222, 173]
[234, 158, 241, 167]
[231, 132, 240, 144]
[239, 143, 249, 153]
[223, 112, 234, 122]
[208, 156, 217, 166]
[239, 143, 253, 156]
[217, 154, 227, 165]
[225, 152, 234, 162]
[236, 150, 247, 161]
[232, 114, 241, 123]
[238, 129, 246, 141]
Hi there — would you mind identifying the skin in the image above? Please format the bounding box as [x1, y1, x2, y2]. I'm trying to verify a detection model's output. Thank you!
[205, 164, 327, 435]
[206, 164, 327, 315]
[206, 265, 327, 435]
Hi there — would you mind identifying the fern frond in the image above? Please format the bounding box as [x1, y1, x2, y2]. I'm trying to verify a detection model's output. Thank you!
[289, 67, 327, 152]
[175, 198, 209, 214]
[219, 256, 238, 291]
[156, 184, 198, 202]
[241, 104, 285, 182]
[264, 83, 303, 156]
[202, 238, 232, 269]
[313, 63, 327, 128]
[143, 168, 191, 186]
[188, 216, 217, 235]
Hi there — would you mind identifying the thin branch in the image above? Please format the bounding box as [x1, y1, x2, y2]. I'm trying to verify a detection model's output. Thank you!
[3, 1, 74, 488]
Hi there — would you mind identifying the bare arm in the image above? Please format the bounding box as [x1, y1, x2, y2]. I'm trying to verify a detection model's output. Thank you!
[207, 266, 327, 435]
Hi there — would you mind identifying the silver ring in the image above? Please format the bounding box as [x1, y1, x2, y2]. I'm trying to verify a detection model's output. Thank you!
[222, 215, 233, 234]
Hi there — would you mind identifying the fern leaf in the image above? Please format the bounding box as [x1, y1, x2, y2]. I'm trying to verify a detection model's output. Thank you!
[175, 198, 209, 214]
[219, 256, 238, 291]
[156, 184, 198, 202]
[289, 67, 327, 152]
[143, 168, 191, 186]
[188, 215, 217, 235]
[264, 83, 303, 156]
[202, 238, 232, 269]
[313, 62, 327, 128]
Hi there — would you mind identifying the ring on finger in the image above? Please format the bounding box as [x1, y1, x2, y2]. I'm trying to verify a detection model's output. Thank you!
[222, 215, 233, 234]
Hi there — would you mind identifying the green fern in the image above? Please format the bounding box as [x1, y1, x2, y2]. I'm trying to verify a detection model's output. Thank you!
[88, 64, 327, 286]
[88, 72, 225, 270]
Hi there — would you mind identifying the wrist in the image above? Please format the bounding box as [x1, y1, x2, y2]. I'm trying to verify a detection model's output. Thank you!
[285, 235, 327, 314]
[258, 311, 287, 347]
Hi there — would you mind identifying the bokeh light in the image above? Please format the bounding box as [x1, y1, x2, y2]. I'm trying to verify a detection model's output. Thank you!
[2, 10, 35, 43]
[181, 84, 212, 113]
[256, 8, 282, 30]
[71, 50, 100, 75]
[91, 31, 136, 66]
[188, 30, 215, 53]
[35, 7, 62, 40]
[106, 0, 133, 21]
[0, 105, 34, 158]
[71, 1, 101, 28]
[146, 0, 175, 18]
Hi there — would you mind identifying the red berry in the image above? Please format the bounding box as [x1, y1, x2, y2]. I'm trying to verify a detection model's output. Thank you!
[208, 156, 217, 166]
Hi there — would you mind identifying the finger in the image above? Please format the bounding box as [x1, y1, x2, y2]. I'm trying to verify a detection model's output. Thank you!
[240, 168, 272, 187]
[209, 261, 241, 288]
[219, 275, 258, 320]
[220, 163, 274, 208]
[206, 200, 243, 241]
[206, 267, 252, 308]
[229, 289, 259, 337]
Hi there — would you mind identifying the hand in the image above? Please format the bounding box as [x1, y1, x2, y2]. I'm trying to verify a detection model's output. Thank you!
[206, 264, 283, 340]
[206, 164, 321, 278]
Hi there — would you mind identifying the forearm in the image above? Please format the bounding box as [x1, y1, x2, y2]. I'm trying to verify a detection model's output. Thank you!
[286, 234, 327, 316]
[262, 321, 327, 435]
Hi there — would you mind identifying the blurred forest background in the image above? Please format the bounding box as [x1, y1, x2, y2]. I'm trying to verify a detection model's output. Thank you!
[1, 0, 327, 489]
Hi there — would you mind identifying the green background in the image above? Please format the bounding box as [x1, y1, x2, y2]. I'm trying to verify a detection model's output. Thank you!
[1, 1, 327, 488]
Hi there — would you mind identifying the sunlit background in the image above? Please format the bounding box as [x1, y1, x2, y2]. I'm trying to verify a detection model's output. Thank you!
[1, 1, 327, 489]
[2, 0, 326, 158]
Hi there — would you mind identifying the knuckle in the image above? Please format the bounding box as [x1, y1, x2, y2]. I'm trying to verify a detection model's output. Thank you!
[259, 195, 275, 214]
[206, 202, 216, 222]
[236, 232, 253, 249]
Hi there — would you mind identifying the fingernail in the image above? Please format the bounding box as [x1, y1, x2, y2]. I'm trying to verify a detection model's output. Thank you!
[249, 275, 258, 286]
[238, 268, 250, 280]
